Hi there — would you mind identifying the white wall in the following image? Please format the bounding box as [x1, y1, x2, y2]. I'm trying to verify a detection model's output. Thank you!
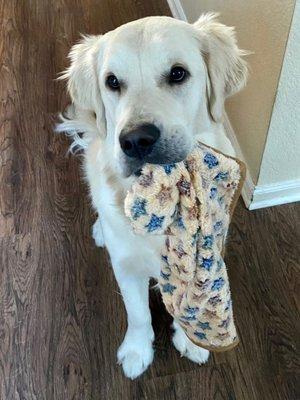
[257, 2, 300, 186]
[250, 1, 300, 208]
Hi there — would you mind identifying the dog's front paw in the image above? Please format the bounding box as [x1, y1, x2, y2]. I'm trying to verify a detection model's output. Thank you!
[172, 320, 210, 364]
[117, 329, 154, 379]
[92, 218, 105, 247]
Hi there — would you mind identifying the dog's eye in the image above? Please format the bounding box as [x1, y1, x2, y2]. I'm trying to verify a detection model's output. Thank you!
[106, 74, 120, 90]
[169, 66, 187, 84]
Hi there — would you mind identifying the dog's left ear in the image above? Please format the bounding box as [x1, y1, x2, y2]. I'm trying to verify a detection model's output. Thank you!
[60, 35, 106, 136]
[194, 13, 248, 122]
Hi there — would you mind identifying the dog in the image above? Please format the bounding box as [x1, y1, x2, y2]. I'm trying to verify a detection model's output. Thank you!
[57, 14, 247, 379]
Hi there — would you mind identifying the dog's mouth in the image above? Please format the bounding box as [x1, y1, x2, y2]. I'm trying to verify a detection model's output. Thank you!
[121, 137, 192, 177]
[134, 168, 143, 177]
[129, 155, 185, 178]
[125, 153, 189, 177]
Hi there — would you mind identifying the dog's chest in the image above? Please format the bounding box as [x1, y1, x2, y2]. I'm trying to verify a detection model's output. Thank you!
[92, 168, 164, 278]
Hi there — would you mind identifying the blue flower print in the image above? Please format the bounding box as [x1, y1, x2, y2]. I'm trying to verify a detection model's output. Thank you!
[204, 153, 219, 169]
[214, 171, 229, 181]
[161, 283, 176, 294]
[202, 235, 213, 249]
[214, 221, 223, 231]
[131, 197, 147, 220]
[225, 299, 232, 311]
[216, 259, 223, 272]
[210, 187, 218, 199]
[191, 229, 200, 246]
[160, 270, 170, 280]
[163, 163, 176, 175]
[197, 321, 212, 330]
[201, 256, 214, 271]
[218, 195, 225, 206]
[145, 214, 165, 232]
[161, 255, 169, 264]
[194, 331, 207, 340]
[177, 216, 185, 229]
[181, 314, 197, 322]
[185, 306, 199, 316]
[211, 277, 225, 291]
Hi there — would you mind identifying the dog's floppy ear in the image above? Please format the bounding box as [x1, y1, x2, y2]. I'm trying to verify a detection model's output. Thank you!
[60, 35, 106, 135]
[194, 13, 248, 122]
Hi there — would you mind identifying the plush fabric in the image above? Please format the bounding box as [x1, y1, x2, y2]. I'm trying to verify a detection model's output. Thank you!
[124, 141, 245, 351]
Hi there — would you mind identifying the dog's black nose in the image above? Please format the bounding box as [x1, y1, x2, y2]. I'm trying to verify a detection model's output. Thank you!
[119, 124, 160, 159]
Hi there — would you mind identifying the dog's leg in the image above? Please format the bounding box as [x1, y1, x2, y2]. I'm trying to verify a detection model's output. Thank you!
[114, 270, 154, 379]
[172, 320, 210, 364]
[92, 217, 105, 247]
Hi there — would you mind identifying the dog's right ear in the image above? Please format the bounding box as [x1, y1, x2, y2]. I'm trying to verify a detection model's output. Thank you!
[193, 13, 248, 122]
[60, 35, 106, 136]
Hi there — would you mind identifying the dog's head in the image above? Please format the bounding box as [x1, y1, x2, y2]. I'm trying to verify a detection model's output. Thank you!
[61, 14, 247, 176]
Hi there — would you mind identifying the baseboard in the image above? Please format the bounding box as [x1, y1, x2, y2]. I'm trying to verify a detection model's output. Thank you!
[224, 114, 300, 209]
[166, 0, 187, 21]
[249, 179, 300, 210]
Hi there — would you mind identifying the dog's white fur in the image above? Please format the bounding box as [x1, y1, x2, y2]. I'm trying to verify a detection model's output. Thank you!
[57, 14, 247, 379]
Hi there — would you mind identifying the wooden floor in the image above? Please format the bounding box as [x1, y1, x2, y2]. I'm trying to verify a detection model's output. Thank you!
[1, 1, 299, 399]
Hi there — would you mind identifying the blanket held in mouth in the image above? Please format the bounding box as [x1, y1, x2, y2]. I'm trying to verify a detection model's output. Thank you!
[124, 141, 246, 351]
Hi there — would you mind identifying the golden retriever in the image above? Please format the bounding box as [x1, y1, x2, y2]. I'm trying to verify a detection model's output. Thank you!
[57, 14, 247, 379]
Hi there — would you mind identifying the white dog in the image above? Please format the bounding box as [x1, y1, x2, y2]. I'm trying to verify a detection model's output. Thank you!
[57, 14, 247, 379]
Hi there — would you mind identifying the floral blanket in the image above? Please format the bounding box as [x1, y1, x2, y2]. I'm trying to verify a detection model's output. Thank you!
[124, 141, 245, 351]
